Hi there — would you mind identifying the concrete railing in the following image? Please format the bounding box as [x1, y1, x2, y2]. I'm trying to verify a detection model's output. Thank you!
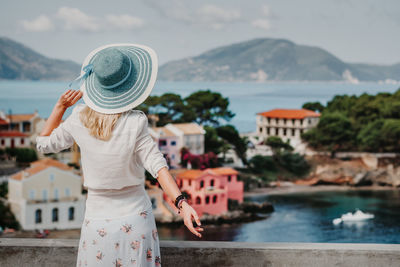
[1, 238, 400, 267]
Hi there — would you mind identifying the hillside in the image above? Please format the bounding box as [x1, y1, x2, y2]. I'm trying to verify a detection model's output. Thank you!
[0, 37, 80, 80]
[159, 38, 400, 82]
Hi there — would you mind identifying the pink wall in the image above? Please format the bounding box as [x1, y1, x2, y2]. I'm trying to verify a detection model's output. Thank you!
[219, 173, 244, 204]
[157, 136, 180, 168]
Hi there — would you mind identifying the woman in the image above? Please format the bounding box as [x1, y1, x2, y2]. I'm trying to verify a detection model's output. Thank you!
[36, 43, 204, 267]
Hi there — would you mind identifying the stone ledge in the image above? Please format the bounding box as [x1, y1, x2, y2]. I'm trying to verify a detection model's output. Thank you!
[1, 238, 400, 267]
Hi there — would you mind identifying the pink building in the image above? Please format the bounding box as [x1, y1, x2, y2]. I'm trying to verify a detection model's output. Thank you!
[165, 167, 244, 217]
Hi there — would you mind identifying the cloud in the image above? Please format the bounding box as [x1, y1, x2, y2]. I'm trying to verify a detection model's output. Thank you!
[251, 4, 271, 30]
[251, 19, 270, 30]
[198, 4, 241, 23]
[56, 7, 100, 32]
[106, 15, 144, 30]
[20, 15, 54, 32]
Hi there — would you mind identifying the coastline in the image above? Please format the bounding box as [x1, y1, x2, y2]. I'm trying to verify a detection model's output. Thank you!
[244, 184, 398, 197]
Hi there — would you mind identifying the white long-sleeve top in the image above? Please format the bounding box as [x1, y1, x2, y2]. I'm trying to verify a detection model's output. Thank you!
[36, 103, 169, 190]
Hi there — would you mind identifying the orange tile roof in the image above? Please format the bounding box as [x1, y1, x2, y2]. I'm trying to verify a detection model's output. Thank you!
[0, 131, 28, 137]
[0, 118, 9, 125]
[257, 109, 320, 119]
[152, 126, 176, 137]
[170, 123, 204, 135]
[177, 167, 238, 180]
[10, 158, 73, 181]
[7, 114, 36, 122]
[212, 167, 238, 175]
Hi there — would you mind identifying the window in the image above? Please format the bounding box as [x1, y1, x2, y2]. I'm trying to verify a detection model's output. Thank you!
[172, 154, 175, 160]
[42, 189, 48, 201]
[267, 118, 271, 124]
[200, 180, 204, 188]
[292, 119, 295, 125]
[189, 180, 192, 186]
[267, 127, 270, 135]
[29, 190, 35, 200]
[210, 179, 214, 187]
[292, 129, 295, 137]
[52, 208, 59, 222]
[283, 128, 287, 136]
[228, 175, 231, 182]
[300, 119, 303, 125]
[205, 196, 210, 204]
[68, 207, 75, 221]
[35, 209, 42, 223]
[1, 139, 4, 145]
[65, 188, 70, 197]
[259, 127, 262, 133]
[159, 139, 167, 146]
[283, 119, 287, 125]
[308, 119, 312, 124]
[212, 195, 217, 203]
[21, 138, 24, 145]
[171, 140, 176, 146]
[49, 174, 54, 182]
[195, 197, 201, 204]
[54, 188, 59, 200]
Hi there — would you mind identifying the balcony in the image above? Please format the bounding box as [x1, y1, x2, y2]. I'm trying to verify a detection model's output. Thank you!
[0, 238, 399, 266]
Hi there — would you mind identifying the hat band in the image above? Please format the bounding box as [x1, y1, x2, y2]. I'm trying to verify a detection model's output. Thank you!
[100, 54, 132, 90]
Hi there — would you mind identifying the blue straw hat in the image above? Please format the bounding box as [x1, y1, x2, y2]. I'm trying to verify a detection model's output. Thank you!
[73, 43, 158, 114]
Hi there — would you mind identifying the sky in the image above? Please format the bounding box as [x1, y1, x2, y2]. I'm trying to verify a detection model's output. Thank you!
[1, 0, 399, 66]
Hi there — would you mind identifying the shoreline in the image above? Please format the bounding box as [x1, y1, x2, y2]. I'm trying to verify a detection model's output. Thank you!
[243, 184, 398, 197]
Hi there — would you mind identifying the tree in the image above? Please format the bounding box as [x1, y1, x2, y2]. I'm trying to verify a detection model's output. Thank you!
[264, 136, 293, 157]
[184, 89, 235, 126]
[302, 102, 325, 113]
[216, 125, 249, 165]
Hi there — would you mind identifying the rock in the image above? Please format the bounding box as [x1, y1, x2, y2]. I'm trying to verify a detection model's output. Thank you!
[240, 201, 274, 213]
[351, 172, 372, 186]
[361, 154, 378, 169]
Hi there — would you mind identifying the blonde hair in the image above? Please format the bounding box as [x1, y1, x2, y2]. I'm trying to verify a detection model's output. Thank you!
[79, 105, 126, 141]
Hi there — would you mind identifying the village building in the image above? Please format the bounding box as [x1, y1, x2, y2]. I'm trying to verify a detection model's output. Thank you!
[166, 167, 243, 217]
[0, 131, 31, 149]
[149, 122, 205, 169]
[256, 108, 320, 148]
[7, 158, 85, 230]
[0, 110, 45, 146]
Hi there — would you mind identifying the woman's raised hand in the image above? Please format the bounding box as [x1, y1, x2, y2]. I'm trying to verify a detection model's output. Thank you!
[57, 89, 83, 110]
[179, 201, 204, 238]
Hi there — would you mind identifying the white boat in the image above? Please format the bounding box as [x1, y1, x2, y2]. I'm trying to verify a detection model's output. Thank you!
[332, 209, 374, 225]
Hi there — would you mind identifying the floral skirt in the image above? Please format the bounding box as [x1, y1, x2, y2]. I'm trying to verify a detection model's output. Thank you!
[76, 184, 161, 267]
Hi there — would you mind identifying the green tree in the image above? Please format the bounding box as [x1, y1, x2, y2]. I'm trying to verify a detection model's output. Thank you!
[302, 102, 325, 113]
[264, 136, 293, 157]
[216, 125, 249, 165]
[184, 89, 235, 126]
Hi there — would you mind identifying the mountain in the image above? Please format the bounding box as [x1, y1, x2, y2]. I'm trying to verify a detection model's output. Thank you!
[159, 38, 400, 82]
[0, 37, 80, 80]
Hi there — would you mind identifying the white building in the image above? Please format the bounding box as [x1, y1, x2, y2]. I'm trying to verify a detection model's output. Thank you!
[149, 122, 205, 168]
[7, 158, 85, 230]
[0, 131, 31, 149]
[256, 108, 320, 148]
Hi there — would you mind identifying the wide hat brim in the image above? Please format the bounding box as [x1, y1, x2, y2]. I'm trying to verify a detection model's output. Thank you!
[80, 43, 158, 114]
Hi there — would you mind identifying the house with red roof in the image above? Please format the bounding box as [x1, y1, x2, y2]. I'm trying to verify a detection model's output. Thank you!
[167, 167, 243, 217]
[7, 158, 85, 230]
[256, 108, 320, 147]
[0, 130, 31, 148]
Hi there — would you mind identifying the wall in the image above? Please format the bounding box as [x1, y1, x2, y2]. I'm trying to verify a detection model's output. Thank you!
[1, 238, 399, 267]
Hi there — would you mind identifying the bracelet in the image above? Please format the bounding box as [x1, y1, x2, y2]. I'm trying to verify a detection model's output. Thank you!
[174, 194, 186, 209]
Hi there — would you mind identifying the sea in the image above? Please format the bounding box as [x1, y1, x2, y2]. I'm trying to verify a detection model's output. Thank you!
[0, 80, 399, 133]
[158, 189, 400, 244]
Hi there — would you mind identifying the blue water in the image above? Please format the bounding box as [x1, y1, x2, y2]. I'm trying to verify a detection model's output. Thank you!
[158, 189, 400, 244]
[0, 81, 399, 133]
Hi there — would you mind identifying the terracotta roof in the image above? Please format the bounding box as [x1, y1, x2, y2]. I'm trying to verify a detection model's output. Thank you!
[0, 131, 28, 137]
[177, 167, 238, 180]
[212, 167, 238, 175]
[10, 158, 73, 181]
[169, 123, 204, 135]
[7, 113, 36, 122]
[0, 118, 9, 125]
[152, 126, 176, 137]
[257, 109, 320, 119]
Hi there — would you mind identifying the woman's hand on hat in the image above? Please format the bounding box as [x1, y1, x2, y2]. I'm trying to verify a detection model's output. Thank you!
[179, 201, 204, 238]
[56, 89, 83, 110]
